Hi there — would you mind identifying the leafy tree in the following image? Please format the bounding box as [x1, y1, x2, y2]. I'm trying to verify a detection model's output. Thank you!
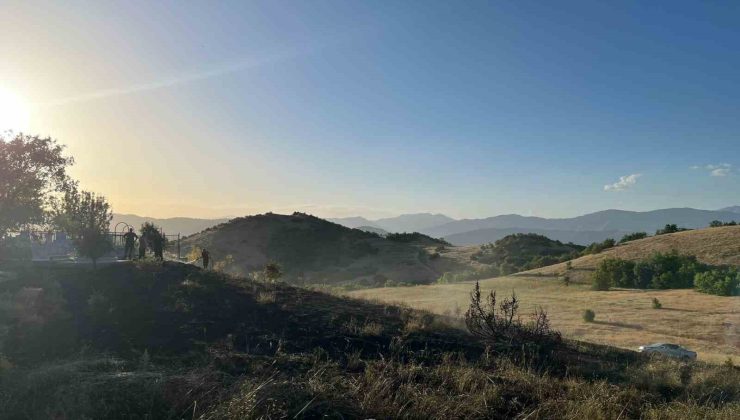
[0, 133, 73, 236]
[54, 185, 112, 268]
[140, 222, 166, 245]
[633, 261, 654, 289]
[139, 222, 167, 260]
[694, 268, 740, 296]
[592, 258, 636, 289]
[619, 232, 648, 243]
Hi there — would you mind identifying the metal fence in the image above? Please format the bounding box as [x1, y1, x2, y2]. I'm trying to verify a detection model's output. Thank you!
[1, 229, 182, 262]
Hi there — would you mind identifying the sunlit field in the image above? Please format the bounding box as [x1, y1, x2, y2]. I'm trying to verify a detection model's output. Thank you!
[349, 276, 740, 364]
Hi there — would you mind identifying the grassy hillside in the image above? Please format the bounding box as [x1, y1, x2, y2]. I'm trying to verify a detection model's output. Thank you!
[1, 262, 738, 418]
[179, 212, 477, 287]
[350, 275, 740, 365]
[472, 233, 583, 273]
[526, 225, 740, 284]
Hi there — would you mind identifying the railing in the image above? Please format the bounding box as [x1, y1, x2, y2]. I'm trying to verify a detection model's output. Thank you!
[1, 229, 182, 262]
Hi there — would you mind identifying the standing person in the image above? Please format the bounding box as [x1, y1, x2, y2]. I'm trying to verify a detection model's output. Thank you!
[122, 228, 138, 260]
[138, 233, 148, 259]
[152, 234, 164, 260]
[201, 248, 210, 269]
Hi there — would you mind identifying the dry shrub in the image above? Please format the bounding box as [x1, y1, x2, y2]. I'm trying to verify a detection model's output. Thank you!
[464, 281, 561, 351]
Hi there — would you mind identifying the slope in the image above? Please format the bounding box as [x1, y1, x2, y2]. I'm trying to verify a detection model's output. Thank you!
[1, 262, 738, 418]
[527, 225, 740, 283]
[179, 212, 476, 286]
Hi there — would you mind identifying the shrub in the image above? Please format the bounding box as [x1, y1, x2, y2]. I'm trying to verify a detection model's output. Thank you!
[561, 275, 570, 287]
[582, 309, 596, 322]
[694, 268, 740, 296]
[652, 297, 662, 309]
[464, 282, 561, 350]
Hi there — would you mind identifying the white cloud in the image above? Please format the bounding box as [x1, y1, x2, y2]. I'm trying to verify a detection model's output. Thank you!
[604, 174, 641, 191]
[706, 163, 732, 177]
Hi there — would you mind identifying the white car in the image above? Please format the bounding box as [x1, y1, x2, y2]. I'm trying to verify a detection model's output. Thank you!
[638, 343, 697, 360]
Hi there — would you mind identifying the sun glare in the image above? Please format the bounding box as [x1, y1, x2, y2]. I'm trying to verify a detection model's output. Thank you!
[0, 88, 31, 134]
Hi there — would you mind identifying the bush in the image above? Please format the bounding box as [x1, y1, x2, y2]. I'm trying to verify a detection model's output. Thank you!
[582, 309, 596, 322]
[465, 282, 561, 350]
[694, 268, 740, 296]
[652, 298, 662, 309]
[560, 275, 570, 287]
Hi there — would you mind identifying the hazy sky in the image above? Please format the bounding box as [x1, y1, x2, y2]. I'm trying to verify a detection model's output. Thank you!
[2, 1, 739, 219]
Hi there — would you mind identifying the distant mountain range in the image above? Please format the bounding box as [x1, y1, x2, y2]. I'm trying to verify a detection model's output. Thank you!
[330, 207, 740, 246]
[328, 213, 454, 233]
[115, 206, 740, 246]
[111, 214, 228, 236]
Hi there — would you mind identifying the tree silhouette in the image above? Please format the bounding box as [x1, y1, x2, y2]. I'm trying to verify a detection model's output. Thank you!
[0, 133, 73, 236]
[54, 184, 112, 268]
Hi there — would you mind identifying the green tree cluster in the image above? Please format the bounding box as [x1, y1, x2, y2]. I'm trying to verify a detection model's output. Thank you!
[472, 233, 583, 275]
[655, 224, 689, 235]
[694, 268, 740, 296]
[580, 238, 616, 255]
[619, 232, 648, 243]
[591, 251, 708, 291]
[709, 220, 737, 227]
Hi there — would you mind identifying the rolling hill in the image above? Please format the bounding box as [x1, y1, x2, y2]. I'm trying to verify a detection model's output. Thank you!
[179, 212, 479, 286]
[527, 225, 740, 283]
[444, 226, 632, 246]
[351, 226, 740, 364]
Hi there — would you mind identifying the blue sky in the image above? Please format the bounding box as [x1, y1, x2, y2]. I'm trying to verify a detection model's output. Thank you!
[2, 0, 739, 218]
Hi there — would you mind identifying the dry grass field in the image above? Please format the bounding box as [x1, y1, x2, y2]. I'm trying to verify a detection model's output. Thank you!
[527, 225, 740, 283]
[349, 275, 740, 364]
